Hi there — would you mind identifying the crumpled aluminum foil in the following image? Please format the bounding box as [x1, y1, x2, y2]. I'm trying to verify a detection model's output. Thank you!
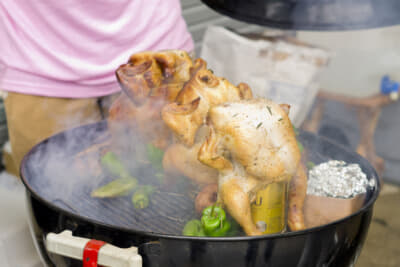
[307, 160, 375, 199]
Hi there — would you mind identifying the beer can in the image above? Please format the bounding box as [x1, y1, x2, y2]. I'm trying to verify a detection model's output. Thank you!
[251, 181, 288, 234]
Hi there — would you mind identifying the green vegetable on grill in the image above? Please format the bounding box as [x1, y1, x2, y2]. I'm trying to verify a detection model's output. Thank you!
[201, 205, 231, 237]
[146, 143, 165, 183]
[132, 185, 155, 209]
[182, 219, 206, 237]
[91, 152, 138, 198]
[100, 151, 131, 178]
[226, 218, 241, 237]
[182, 206, 241, 237]
[91, 177, 137, 198]
[146, 144, 164, 171]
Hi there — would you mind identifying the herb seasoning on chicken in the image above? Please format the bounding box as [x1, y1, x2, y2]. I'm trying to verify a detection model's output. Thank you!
[198, 99, 303, 235]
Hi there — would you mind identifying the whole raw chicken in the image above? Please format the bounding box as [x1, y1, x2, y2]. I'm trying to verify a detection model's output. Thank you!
[198, 99, 302, 235]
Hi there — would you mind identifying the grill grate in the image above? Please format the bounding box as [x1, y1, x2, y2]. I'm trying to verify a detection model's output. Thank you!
[45, 182, 196, 235]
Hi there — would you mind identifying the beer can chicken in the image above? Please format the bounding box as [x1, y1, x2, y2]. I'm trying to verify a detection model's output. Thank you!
[104, 50, 307, 236]
[197, 99, 303, 235]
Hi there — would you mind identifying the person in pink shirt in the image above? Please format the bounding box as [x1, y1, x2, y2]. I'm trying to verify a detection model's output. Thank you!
[0, 0, 194, 173]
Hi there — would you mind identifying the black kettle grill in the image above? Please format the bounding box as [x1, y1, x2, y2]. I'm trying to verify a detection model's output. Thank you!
[201, 0, 400, 30]
[21, 121, 379, 267]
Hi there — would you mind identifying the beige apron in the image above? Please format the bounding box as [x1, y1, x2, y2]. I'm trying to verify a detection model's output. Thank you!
[3, 91, 119, 175]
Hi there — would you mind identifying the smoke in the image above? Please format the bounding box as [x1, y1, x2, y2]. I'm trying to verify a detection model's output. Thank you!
[21, 95, 197, 234]
[24, 116, 109, 200]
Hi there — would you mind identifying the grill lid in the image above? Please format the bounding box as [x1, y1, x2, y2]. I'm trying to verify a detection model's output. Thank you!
[201, 0, 400, 31]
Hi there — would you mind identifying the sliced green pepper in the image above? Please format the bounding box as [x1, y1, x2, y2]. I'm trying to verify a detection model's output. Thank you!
[100, 152, 131, 178]
[91, 177, 137, 198]
[131, 185, 155, 209]
[201, 205, 231, 237]
[146, 144, 164, 171]
[146, 144, 165, 183]
[182, 219, 206, 237]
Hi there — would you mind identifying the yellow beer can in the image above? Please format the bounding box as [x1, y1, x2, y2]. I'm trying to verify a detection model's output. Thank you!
[251, 181, 288, 234]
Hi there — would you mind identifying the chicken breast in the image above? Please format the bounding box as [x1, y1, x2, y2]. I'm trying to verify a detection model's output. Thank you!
[200, 99, 300, 181]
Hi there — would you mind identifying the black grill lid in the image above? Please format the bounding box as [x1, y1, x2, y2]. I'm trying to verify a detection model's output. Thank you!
[201, 0, 400, 31]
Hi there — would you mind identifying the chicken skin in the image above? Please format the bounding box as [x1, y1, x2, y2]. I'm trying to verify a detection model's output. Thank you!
[106, 50, 307, 235]
[162, 58, 252, 147]
[288, 162, 307, 231]
[198, 99, 302, 235]
[108, 93, 172, 150]
[162, 143, 219, 185]
[117, 50, 193, 105]
[109, 50, 194, 149]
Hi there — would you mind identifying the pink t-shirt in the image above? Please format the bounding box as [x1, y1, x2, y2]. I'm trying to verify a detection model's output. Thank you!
[0, 0, 194, 98]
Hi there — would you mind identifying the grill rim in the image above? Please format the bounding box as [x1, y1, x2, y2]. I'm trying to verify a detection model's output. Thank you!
[20, 121, 380, 242]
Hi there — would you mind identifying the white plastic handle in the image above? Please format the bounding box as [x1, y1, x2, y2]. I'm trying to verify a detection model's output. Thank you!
[46, 230, 142, 267]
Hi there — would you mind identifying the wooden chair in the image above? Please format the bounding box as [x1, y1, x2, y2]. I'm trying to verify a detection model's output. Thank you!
[302, 91, 397, 183]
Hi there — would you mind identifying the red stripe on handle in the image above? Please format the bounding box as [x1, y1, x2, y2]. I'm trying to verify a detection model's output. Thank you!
[83, 239, 106, 267]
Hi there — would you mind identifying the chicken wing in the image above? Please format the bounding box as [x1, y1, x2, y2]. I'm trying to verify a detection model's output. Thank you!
[162, 58, 252, 147]
[117, 50, 193, 105]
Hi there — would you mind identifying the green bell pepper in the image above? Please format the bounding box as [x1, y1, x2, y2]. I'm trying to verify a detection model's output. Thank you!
[182, 219, 206, 237]
[226, 218, 241, 237]
[201, 205, 231, 237]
